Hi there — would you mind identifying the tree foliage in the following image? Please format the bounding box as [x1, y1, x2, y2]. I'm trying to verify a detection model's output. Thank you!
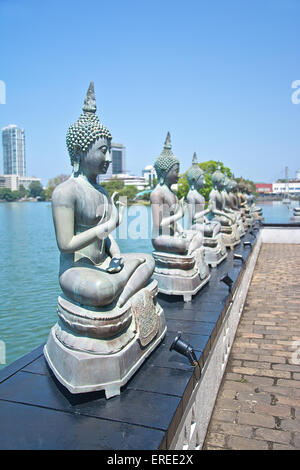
[101, 178, 139, 203]
[0, 188, 21, 201]
[28, 181, 44, 198]
[234, 177, 256, 193]
[176, 160, 232, 201]
[18, 184, 29, 198]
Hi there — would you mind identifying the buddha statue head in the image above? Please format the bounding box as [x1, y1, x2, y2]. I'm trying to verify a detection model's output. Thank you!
[237, 178, 247, 193]
[186, 153, 205, 190]
[245, 182, 253, 194]
[66, 82, 112, 179]
[221, 173, 230, 191]
[228, 179, 238, 192]
[211, 164, 225, 190]
[154, 132, 180, 187]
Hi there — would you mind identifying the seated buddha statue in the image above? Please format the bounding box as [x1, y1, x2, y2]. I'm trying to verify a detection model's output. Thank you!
[208, 166, 240, 249]
[150, 133, 210, 301]
[44, 82, 166, 398]
[186, 153, 227, 267]
[226, 178, 247, 229]
[222, 175, 245, 237]
[237, 179, 253, 227]
[244, 183, 263, 221]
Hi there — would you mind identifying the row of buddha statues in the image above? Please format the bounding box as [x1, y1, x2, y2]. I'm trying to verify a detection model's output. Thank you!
[44, 83, 262, 399]
[150, 132, 263, 302]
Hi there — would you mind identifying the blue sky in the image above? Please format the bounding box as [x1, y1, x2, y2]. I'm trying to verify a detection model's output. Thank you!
[0, 0, 299, 186]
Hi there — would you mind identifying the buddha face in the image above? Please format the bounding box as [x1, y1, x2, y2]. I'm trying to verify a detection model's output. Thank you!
[80, 137, 111, 179]
[165, 164, 179, 186]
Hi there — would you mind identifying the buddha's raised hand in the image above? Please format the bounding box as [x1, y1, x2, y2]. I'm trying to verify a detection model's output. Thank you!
[110, 192, 122, 228]
[179, 197, 187, 216]
[114, 196, 126, 227]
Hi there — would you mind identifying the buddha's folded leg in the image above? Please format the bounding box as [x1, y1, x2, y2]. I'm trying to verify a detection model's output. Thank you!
[209, 221, 221, 237]
[117, 253, 155, 308]
[185, 230, 203, 255]
[59, 257, 144, 307]
[214, 216, 231, 226]
[152, 235, 189, 254]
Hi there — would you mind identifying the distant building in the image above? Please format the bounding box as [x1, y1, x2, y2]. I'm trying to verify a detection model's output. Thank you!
[18, 176, 42, 190]
[0, 174, 19, 191]
[0, 174, 41, 191]
[2, 124, 26, 176]
[112, 173, 147, 190]
[98, 142, 126, 182]
[272, 181, 300, 194]
[296, 169, 300, 180]
[142, 165, 156, 186]
[255, 183, 273, 194]
[1, 124, 42, 192]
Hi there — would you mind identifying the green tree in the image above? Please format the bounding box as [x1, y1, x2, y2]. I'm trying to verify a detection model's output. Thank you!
[176, 160, 232, 201]
[235, 177, 256, 194]
[28, 181, 44, 198]
[18, 184, 29, 198]
[118, 185, 139, 203]
[100, 179, 139, 204]
[101, 178, 125, 196]
[37, 190, 47, 201]
[141, 191, 151, 201]
[0, 188, 21, 201]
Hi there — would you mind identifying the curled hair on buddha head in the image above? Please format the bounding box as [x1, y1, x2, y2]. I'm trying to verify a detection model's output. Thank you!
[237, 178, 247, 192]
[186, 152, 204, 189]
[154, 132, 179, 184]
[211, 162, 225, 187]
[228, 178, 237, 191]
[66, 82, 112, 169]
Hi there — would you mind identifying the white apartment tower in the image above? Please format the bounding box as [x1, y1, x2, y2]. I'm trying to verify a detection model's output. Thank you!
[2, 124, 26, 176]
[98, 142, 126, 182]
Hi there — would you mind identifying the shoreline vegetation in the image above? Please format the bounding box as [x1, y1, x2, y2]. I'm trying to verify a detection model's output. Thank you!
[1, 162, 298, 205]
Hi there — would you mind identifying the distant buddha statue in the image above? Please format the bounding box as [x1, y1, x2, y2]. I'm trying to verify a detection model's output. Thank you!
[208, 165, 240, 249]
[44, 82, 166, 398]
[222, 175, 245, 238]
[237, 179, 253, 227]
[244, 183, 263, 221]
[186, 153, 227, 267]
[150, 133, 210, 301]
[227, 178, 247, 233]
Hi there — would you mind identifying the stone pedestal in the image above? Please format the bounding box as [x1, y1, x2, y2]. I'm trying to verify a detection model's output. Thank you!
[241, 209, 254, 228]
[44, 280, 166, 399]
[152, 247, 210, 302]
[236, 214, 246, 237]
[203, 233, 227, 268]
[220, 222, 240, 250]
[251, 209, 264, 222]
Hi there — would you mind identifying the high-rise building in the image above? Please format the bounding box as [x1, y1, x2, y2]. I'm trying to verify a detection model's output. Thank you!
[98, 142, 126, 182]
[142, 165, 156, 186]
[2, 124, 26, 176]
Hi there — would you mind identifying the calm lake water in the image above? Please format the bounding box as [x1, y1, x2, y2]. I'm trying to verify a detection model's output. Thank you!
[0, 199, 298, 369]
